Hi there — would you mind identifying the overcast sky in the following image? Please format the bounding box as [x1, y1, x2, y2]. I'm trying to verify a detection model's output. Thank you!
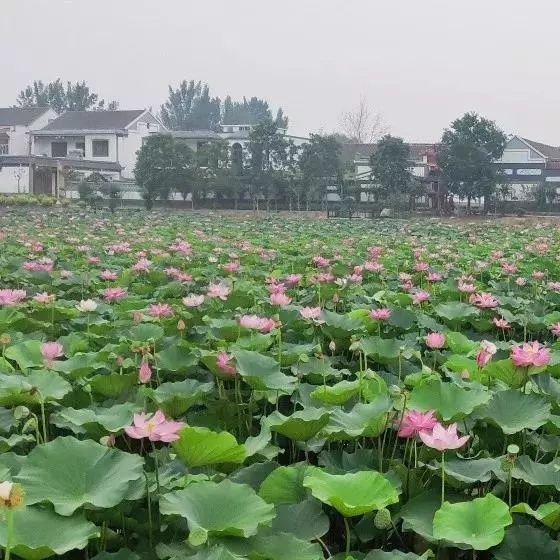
[2, 0, 559, 143]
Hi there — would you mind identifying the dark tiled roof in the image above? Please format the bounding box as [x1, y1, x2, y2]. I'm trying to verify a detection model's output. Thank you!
[169, 130, 222, 140]
[522, 138, 560, 160]
[0, 107, 50, 126]
[41, 110, 145, 132]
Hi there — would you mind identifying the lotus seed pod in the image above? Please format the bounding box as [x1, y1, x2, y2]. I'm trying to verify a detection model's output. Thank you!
[374, 507, 392, 530]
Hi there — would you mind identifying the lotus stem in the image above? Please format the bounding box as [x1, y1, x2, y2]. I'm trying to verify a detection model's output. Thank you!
[441, 451, 445, 505]
[343, 516, 351, 556]
[5, 508, 14, 560]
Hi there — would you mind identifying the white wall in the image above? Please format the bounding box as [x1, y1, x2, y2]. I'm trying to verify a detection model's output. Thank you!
[0, 166, 29, 193]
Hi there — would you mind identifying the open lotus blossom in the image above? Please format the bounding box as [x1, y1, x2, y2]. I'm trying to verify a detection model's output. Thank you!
[369, 308, 391, 321]
[239, 315, 277, 332]
[148, 303, 174, 318]
[515, 277, 526, 286]
[398, 409, 438, 438]
[0, 289, 26, 307]
[41, 341, 64, 367]
[104, 287, 127, 302]
[476, 340, 497, 367]
[425, 332, 445, 348]
[131, 258, 151, 272]
[550, 322, 560, 336]
[76, 299, 98, 312]
[100, 269, 118, 280]
[458, 282, 476, 294]
[33, 292, 55, 304]
[216, 351, 236, 375]
[207, 283, 231, 300]
[412, 290, 430, 304]
[299, 306, 322, 320]
[532, 270, 545, 280]
[469, 292, 499, 308]
[427, 272, 442, 282]
[182, 294, 205, 307]
[312, 256, 330, 267]
[270, 292, 292, 306]
[284, 273, 302, 285]
[125, 410, 184, 442]
[419, 422, 470, 451]
[138, 360, 152, 384]
[493, 316, 511, 329]
[511, 341, 551, 368]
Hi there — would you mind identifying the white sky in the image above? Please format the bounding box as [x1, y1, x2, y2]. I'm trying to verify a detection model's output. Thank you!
[2, 0, 559, 143]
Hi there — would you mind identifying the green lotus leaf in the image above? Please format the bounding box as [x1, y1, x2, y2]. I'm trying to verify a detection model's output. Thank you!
[0, 434, 35, 452]
[160, 479, 275, 540]
[0, 371, 71, 406]
[259, 464, 313, 504]
[408, 379, 490, 421]
[173, 425, 246, 467]
[125, 324, 164, 341]
[510, 501, 560, 530]
[444, 332, 478, 354]
[89, 373, 137, 398]
[443, 355, 479, 376]
[434, 302, 479, 322]
[386, 306, 417, 330]
[323, 399, 391, 440]
[302, 469, 398, 517]
[266, 408, 330, 441]
[152, 379, 214, 416]
[16, 436, 145, 515]
[358, 337, 402, 361]
[270, 498, 330, 540]
[429, 456, 503, 484]
[244, 533, 323, 560]
[511, 456, 560, 489]
[0, 506, 98, 560]
[492, 525, 558, 560]
[482, 359, 526, 388]
[432, 494, 512, 550]
[4, 340, 43, 370]
[180, 546, 245, 560]
[309, 380, 360, 405]
[233, 350, 296, 393]
[476, 389, 551, 434]
[91, 550, 140, 560]
[50, 402, 140, 434]
[155, 344, 198, 372]
[364, 551, 432, 559]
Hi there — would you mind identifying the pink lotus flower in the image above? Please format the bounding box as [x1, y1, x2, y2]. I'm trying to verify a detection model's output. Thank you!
[427, 272, 442, 282]
[398, 409, 438, 438]
[270, 292, 292, 306]
[548, 281, 560, 292]
[458, 282, 476, 294]
[41, 341, 63, 367]
[88, 256, 100, 265]
[511, 341, 551, 368]
[412, 290, 430, 304]
[419, 422, 470, 451]
[148, 303, 174, 318]
[369, 308, 391, 321]
[476, 341, 497, 368]
[425, 332, 445, 349]
[469, 292, 499, 309]
[125, 410, 184, 442]
[169, 240, 192, 255]
[493, 317, 511, 329]
[299, 307, 322, 321]
[100, 269, 118, 281]
[207, 283, 231, 300]
[182, 294, 204, 307]
[532, 271, 545, 280]
[104, 287, 127, 302]
[239, 315, 277, 333]
[501, 262, 518, 274]
[222, 261, 240, 273]
[33, 292, 55, 304]
[139, 360, 152, 384]
[216, 351, 236, 375]
[515, 277, 526, 286]
[131, 258, 151, 273]
[550, 322, 560, 336]
[312, 256, 330, 267]
[285, 274, 302, 286]
[364, 261, 384, 273]
[0, 289, 26, 306]
[60, 270, 73, 278]
[414, 262, 429, 272]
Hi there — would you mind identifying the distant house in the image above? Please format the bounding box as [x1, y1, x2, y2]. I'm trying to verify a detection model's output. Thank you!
[0, 107, 57, 193]
[494, 136, 560, 200]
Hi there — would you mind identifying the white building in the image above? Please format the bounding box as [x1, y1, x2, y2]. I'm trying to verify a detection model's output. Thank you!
[0, 107, 57, 193]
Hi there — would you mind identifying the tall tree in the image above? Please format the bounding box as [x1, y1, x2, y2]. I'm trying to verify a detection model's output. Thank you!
[369, 135, 413, 200]
[159, 81, 221, 131]
[134, 135, 194, 209]
[16, 79, 116, 112]
[222, 96, 288, 128]
[298, 134, 343, 209]
[340, 96, 387, 144]
[438, 112, 506, 211]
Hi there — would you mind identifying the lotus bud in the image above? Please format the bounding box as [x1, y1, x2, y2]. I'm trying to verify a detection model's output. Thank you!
[100, 435, 116, 447]
[0, 334, 11, 346]
[83, 383, 92, 394]
[0, 481, 25, 508]
[177, 319, 186, 331]
[374, 508, 392, 530]
[13, 406, 30, 420]
[328, 340, 336, 352]
[388, 385, 402, 398]
[21, 417, 37, 434]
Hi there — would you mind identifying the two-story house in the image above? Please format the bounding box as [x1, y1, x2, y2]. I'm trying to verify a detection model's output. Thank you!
[27, 109, 164, 195]
[0, 107, 57, 193]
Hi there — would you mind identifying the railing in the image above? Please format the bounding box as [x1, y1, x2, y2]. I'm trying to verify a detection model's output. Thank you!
[0, 145, 8, 155]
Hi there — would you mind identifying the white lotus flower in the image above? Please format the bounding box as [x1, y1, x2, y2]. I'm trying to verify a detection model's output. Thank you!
[76, 299, 98, 313]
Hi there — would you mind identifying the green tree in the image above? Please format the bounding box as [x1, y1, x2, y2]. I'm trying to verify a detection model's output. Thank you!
[160, 81, 221, 131]
[438, 112, 506, 211]
[134, 135, 194, 209]
[16, 79, 117, 112]
[222, 96, 288, 128]
[369, 135, 413, 201]
[298, 134, 343, 210]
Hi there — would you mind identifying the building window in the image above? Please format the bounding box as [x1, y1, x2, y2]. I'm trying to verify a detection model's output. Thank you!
[92, 140, 109, 157]
[51, 142, 67, 158]
[75, 142, 85, 154]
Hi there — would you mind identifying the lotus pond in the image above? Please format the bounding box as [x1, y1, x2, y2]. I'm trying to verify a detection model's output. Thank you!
[0, 211, 560, 560]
